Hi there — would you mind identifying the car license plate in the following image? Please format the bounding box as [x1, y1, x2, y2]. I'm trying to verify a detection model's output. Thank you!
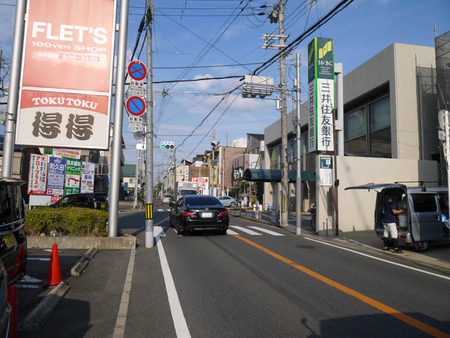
[201, 212, 213, 218]
[4, 233, 16, 247]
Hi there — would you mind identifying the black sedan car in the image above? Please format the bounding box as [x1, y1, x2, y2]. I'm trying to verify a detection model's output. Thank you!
[170, 195, 229, 235]
[49, 193, 108, 211]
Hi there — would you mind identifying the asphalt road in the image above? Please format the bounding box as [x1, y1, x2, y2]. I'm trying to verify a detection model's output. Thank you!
[21, 203, 450, 337]
[121, 203, 450, 337]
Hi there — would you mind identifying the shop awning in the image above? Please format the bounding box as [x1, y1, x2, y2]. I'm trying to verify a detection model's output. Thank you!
[243, 169, 316, 183]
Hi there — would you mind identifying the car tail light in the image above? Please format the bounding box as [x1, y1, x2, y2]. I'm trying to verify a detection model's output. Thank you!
[182, 211, 197, 218]
[218, 211, 228, 217]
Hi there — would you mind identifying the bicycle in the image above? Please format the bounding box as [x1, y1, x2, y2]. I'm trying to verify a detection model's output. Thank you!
[310, 204, 316, 231]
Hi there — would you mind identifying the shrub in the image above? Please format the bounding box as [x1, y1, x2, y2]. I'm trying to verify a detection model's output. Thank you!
[25, 207, 109, 237]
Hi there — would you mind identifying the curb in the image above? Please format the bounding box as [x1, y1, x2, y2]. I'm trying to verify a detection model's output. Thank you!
[27, 235, 136, 250]
[19, 282, 70, 331]
[71, 247, 98, 277]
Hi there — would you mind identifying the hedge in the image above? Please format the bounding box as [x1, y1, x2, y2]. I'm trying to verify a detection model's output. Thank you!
[25, 207, 109, 237]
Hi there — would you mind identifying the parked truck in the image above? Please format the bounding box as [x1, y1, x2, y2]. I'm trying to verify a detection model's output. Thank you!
[175, 181, 198, 200]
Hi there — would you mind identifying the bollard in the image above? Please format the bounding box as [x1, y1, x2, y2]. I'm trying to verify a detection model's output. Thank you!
[8, 284, 18, 338]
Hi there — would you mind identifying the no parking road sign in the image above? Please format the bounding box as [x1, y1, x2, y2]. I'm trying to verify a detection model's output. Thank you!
[128, 60, 147, 82]
[126, 96, 146, 116]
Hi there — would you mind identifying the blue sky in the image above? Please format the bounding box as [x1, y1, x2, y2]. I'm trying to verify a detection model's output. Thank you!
[0, 0, 448, 181]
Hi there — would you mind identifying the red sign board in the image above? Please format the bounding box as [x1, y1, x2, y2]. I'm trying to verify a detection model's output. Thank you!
[16, 0, 117, 150]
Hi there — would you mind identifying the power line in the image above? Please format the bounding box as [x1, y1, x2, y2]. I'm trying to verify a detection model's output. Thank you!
[154, 62, 262, 69]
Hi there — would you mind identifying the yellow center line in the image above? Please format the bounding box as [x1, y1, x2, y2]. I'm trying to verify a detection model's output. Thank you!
[232, 234, 450, 338]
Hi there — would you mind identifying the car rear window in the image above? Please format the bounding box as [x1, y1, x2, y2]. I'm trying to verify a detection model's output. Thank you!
[185, 196, 221, 207]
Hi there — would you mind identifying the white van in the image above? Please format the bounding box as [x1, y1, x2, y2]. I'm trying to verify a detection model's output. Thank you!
[346, 183, 449, 251]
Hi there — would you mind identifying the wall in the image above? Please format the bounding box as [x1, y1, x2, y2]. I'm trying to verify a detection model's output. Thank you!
[338, 155, 439, 232]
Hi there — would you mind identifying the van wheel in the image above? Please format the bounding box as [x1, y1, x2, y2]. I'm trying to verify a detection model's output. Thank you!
[414, 241, 429, 252]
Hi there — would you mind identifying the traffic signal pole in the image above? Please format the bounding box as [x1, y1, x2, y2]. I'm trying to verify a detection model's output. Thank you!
[108, 0, 129, 237]
[144, 0, 154, 248]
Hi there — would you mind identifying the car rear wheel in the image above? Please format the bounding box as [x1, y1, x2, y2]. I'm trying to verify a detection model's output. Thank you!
[175, 220, 184, 235]
[414, 241, 429, 252]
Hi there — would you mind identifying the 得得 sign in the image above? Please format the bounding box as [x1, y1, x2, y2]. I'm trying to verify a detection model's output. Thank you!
[16, 0, 117, 150]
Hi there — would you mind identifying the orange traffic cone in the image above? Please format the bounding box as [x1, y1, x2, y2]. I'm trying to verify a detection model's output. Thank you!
[46, 243, 62, 287]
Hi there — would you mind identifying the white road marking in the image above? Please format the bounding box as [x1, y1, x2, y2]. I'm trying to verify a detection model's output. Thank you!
[19, 275, 43, 283]
[248, 226, 284, 236]
[157, 209, 164, 212]
[154, 226, 166, 244]
[226, 229, 239, 235]
[157, 237, 191, 338]
[229, 226, 262, 235]
[305, 237, 450, 281]
[27, 257, 51, 261]
[113, 249, 136, 337]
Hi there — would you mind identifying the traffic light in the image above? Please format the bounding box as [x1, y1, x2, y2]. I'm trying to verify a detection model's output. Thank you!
[160, 141, 175, 150]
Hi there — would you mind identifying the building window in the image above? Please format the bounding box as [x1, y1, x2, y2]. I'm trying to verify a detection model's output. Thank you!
[344, 93, 391, 158]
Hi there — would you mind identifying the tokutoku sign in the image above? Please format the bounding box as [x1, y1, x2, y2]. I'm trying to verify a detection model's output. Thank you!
[308, 37, 335, 153]
[16, 0, 117, 150]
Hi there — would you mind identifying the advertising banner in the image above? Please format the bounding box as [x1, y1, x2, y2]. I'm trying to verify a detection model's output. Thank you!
[28, 154, 48, 195]
[53, 148, 81, 159]
[16, 0, 117, 149]
[65, 159, 81, 195]
[80, 162, 95, 193]
[47, 156, 66, 195]
[308, 37, 335, 153]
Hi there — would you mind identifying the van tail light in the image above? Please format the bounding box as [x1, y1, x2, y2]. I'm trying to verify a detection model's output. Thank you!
[399, 235, 406, 239]
[182, 211, 197, 218]
[218, 211, 228, 217]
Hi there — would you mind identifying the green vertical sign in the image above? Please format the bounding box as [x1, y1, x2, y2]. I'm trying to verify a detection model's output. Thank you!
[308, 37, 335, 153]
[64, 159, 81, 195]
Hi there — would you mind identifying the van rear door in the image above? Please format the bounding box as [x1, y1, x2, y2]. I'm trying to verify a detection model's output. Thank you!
[410, 193, 443, 242]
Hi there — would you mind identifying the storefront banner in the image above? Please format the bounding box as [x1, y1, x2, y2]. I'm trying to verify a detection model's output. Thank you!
[28, 154, 48, 195]
[47, 156, 66, 195]
[80, 162, 95, 193]
[64, 159, 81, 195]
[16, 0, 117, 149]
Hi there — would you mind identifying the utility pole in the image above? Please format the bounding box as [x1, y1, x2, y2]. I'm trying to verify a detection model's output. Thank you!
[144, 0, 154, 248]
[2, 0, 26, 178]
[265, 1, 289, 227]
[295, 53, 302, 235]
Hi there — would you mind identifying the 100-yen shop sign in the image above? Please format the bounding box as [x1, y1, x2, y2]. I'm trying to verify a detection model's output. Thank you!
[28, 154, 48, 195]
[15, 0, 117, 150]
[65, 159, 81, 195]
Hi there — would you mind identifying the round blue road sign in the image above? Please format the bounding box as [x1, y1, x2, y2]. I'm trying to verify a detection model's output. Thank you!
[128, 60, 147, 81]
[126, 96, 146, 116]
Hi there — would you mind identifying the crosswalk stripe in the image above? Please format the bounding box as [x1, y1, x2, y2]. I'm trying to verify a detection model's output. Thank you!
[229, 225, 262, 235]
[157, 209, 164, 212]
[226, 229, 239, 235]
[248, 226, 284, 236]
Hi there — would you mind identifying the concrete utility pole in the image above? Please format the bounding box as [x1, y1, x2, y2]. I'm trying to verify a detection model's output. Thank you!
[295, 53, 302, 235]
[144, 0, 155, 248]
[133, 149, 140, 209]
[2, 0, 26, 178]
[276, 1, 289, 227]
[108, 0, 129, 237]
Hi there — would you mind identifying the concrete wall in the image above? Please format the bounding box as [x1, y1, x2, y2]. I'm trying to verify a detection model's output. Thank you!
[338, 155, 439, 232]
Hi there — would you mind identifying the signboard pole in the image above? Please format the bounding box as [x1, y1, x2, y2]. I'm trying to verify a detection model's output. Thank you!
[2, 0, 26, 178]
[108, 0, 129, 238]
[144, 0, 155, 248]
[295, 53, 302, 235]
